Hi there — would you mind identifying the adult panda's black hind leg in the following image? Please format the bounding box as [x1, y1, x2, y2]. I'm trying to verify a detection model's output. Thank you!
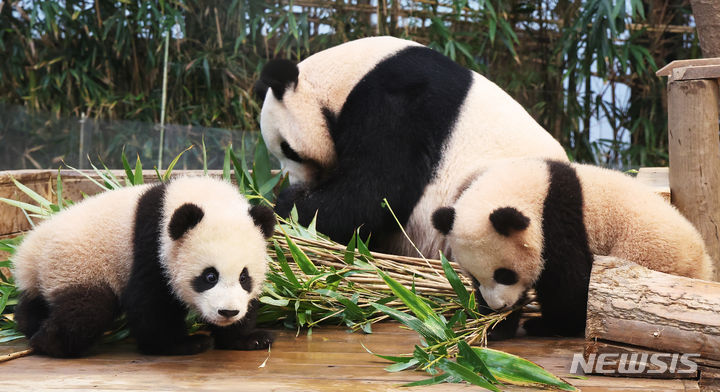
[14, 292, 50, 339]
[212, 299, 274, 350]
[27, 285, 119, 357]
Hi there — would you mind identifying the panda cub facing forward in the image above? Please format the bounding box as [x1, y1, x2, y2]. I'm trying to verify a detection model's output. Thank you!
[12, 177, 276, 357]
[432, 159, 714, 339]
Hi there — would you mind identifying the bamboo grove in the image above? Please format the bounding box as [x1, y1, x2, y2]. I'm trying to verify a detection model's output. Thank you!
[0, 0, 700, 167]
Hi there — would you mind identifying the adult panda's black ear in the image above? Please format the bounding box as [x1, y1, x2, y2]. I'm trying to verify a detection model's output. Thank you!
[255, 59, 299, 101]
[432, 207, 456, 235]
[249, 204, 276, 239]
[169, 203, 205, 240]
[489, 207, 529, 237]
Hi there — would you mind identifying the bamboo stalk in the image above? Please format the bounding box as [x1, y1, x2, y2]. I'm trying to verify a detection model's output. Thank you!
[0, 349, 33, 363]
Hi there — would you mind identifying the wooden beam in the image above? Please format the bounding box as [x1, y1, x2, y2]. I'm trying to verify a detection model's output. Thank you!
[667, 78, 720, 281]
[656, 58, 720, 77]
[670, 65, 720, 82]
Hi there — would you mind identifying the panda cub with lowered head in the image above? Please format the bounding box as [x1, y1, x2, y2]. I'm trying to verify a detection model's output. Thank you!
[432, 158, 714, 339]
[12, 176, 276, 357]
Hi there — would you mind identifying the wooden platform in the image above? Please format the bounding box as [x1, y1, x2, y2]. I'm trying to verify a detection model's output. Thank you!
[0, 323, 701, 391]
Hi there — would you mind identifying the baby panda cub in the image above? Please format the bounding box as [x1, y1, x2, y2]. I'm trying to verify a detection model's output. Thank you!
[432, 159, 713, 339]
[12, 176, 276, 357]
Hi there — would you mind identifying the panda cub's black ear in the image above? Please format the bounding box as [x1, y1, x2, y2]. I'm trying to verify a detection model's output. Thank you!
[432, 207, 456, 235]
[169, 203, 205, 240]
[249, 204, 277, 239]
[255, 59, 299, 101]
[489, 207, 530, 237]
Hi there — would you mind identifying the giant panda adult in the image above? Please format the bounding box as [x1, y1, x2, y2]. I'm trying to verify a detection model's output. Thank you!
[255, 36, 567, 256]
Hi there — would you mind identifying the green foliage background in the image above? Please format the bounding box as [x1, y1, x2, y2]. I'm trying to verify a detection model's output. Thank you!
[0, 0, 698, 168]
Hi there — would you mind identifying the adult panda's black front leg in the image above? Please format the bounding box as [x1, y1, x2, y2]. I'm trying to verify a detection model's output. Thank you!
[211, 299, 274, 350]
[273, 176, 409, 249]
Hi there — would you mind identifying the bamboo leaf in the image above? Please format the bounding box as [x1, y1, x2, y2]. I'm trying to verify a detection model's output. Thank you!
[274, 241, 299, 287]
[437, 358, 500, 391]
[457, 341, 498, 384]
[259, 296, 290, 307]
[134, 155, 144, 185]
[65, 163, 112, 191]
[402, 373, 451, 387]
[55, 169, 64, 210]
[370, 302, 440, 342]
[314, 289, 364, 320]
[8, 177, 52, 211]
[284, 234, 319, 275]
[440, 252, 470, 309]
[376, 270, 451, 340]
[121, 148, 135, 185]
[223, 146, 232, 182]
[163, 146, 193, 182]
[0, 198, 49, 216]
[473, 347, 576, 391]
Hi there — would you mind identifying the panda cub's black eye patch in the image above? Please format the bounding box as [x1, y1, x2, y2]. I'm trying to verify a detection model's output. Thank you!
[493, 268, 518, 285]
[192, 267, 219, 293]
[280, 141, 302, 163]
[239, 267, 252, 292]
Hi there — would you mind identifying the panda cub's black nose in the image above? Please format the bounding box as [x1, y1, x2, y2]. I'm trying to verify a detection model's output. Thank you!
[218, 309, 239, 318]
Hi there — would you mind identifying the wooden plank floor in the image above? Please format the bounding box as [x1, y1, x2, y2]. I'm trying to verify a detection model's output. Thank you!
[0, 323, 700, 391]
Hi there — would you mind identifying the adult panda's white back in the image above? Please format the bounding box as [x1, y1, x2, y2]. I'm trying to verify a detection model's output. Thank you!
[398, 72, 567, 257]
[257, 37, 567, 258]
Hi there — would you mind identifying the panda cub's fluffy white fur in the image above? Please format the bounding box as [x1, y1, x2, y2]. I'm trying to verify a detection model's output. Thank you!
[432, 158, 714, 339]
[12, 176, 276, 357]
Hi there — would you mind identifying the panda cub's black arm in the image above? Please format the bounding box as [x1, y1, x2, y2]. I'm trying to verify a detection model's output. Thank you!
[211, 299, 274, 350]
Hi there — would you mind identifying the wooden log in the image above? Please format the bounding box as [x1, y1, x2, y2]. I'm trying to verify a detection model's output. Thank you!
[700, 366, 720, 391]
[585, 256, 720, 361]
[667, 78, 720, 281]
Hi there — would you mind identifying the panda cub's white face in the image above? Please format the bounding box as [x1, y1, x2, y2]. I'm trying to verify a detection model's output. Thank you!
[433, 202, 545, 311]
[167, 230, 269, 327]
[160, 192, 273, 327]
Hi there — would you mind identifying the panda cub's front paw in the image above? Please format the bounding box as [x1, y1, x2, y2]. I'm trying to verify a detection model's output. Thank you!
[274, 185, 308, 218]
[215, 329, 274, 351]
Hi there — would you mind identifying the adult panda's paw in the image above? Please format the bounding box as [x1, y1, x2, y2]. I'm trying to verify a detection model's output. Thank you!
[274, 184, 308, 218]
[138, 334, 214, 356]
[215, 329, 274, 351]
